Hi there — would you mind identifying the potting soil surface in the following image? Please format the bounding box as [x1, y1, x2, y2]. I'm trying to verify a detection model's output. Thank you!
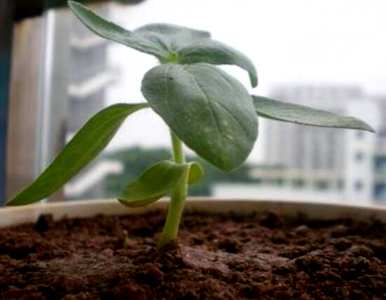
[0, 209, 385, 299]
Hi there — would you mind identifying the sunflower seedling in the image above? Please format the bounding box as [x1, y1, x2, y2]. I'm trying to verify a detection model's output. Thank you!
[7, 1, 374, 248]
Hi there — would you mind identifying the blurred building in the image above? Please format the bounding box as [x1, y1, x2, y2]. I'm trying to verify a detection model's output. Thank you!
[68, 9, 114, 132]
[256, 85, 380, 204]
[373, 96, 386, 202]
[39, 6, 119, 200]
[6, 2, 146, 204]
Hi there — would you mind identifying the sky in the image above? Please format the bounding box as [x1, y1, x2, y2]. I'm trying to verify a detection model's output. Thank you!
[105, 0, 386, 162]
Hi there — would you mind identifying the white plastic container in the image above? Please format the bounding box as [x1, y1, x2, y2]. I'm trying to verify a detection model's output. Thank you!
[0, 198, 385, 228]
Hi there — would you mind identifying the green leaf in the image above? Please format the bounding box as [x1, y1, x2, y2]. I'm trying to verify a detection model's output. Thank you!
[68, 1, 167, 58]
[253, 95, 374, 132]
[134, 24, 211, 52]
[178, 39, 258, 87]
[7, 103, 148, 206]
[68, 1, 211, 59]
[188, 161, 204, 184]
[142, 63, 258, 171]
[118, 161, 203, 207]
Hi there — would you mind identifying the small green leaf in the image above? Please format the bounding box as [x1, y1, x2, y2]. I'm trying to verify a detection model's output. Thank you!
[134, 24, 210, 52]
[178, 39, 258, 87]
[7, 103, 148, 206]
[68, 1, 167, 58]
[253, 95, 374, 132]
[118, 161, 186, 207]
[188, 161, 204, 184]
[142, 63, 258, 171]
[118, 161, 203, 207]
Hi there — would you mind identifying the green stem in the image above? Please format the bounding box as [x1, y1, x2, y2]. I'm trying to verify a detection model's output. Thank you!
[158, 132, 188, 248]
[171, 131, 185, 164]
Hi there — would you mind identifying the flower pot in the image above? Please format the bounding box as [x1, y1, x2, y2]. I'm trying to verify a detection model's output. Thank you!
[0, 198, 385, 299]
[1, 198, 386, 227]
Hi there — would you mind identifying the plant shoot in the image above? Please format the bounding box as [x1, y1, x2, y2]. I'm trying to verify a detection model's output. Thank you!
[7, 1, 374, 248]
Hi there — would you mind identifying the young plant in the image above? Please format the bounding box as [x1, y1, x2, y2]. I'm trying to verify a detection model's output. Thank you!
[7, 1, 374, 248]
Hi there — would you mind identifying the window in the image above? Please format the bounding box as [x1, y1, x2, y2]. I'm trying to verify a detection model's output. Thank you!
[293, 179, 305, 188]
[314, 180, 329, 191]
[337, 179, 345, 190]
[354, 180, 364, 191]
[355, 151, 364, 162]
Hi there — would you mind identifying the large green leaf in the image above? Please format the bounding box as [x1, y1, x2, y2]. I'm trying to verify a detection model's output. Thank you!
[134, 24, 210, 53]
[253, 95, 374, 132]
[69, 0, 259, 79]
[68, 1, 168, 58]
[7, 103, 148, 206]
[142, 63, 258, 170]
[118, 161, 203, 207]
[178, 39, 257, 87]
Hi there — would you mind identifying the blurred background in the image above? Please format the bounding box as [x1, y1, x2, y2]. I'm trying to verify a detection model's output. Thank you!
[2, 0, 386, 206]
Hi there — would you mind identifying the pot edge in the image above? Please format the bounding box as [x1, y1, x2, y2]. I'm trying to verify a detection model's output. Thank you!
[0, 197, 386, 228]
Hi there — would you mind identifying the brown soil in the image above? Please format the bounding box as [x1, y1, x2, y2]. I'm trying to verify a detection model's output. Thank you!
[0, 209, 385, 299]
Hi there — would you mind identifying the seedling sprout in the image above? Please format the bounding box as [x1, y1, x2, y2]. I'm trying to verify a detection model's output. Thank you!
[7, 1, 374, 248]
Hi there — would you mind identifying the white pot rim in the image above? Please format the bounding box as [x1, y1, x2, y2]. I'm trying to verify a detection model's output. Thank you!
[1, 198, 386, 228]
